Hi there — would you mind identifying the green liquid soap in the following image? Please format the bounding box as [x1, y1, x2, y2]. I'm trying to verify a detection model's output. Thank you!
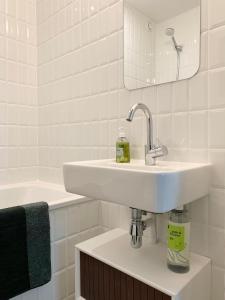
[116, 128, 130, 163]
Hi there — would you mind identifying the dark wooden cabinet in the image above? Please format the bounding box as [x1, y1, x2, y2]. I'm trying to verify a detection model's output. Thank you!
[80, 252, 171, 300]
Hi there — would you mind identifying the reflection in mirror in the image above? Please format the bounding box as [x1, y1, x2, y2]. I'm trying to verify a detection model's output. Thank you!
[124, 0, 201, 90]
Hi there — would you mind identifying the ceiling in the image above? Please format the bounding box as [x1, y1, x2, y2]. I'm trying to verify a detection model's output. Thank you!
[126, 0, 200, 22]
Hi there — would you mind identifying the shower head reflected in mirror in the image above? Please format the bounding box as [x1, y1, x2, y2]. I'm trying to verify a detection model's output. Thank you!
[165, 27, 175, 37]
[148, 22, 152, 32]
[165, 27, 183, 81]
[165, 27, 183, 52]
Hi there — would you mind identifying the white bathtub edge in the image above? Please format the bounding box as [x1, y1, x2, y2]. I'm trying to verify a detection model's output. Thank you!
[0, 180, 92, 210]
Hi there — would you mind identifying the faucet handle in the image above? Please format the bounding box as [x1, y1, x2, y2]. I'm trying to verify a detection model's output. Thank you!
[154, 144, 168, 157]
[155, 139, 168, 155]
[145, 141, 168, 164]
[162, 144, 168, 155]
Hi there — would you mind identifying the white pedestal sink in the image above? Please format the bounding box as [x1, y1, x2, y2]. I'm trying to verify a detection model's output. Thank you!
[63, 159, 211, 213]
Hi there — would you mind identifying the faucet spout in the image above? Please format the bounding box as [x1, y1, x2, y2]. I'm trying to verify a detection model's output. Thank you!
[127, 103, 154, 151]
[126, 103, 168, 166]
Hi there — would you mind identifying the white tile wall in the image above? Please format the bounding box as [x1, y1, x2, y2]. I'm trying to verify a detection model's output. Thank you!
[37, 0, 125, 183]
[0, 0, 38, 184]
[1, 0, 225, 299]
[35, 1, 225, 298]
[10, 200, 102, 300]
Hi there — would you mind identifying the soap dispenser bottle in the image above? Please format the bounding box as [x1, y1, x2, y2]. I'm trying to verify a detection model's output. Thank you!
[116, 127, 130, 163]
[167, 206, 190, 273]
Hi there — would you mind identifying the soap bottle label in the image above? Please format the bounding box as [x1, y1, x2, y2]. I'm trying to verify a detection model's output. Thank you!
[168, 223, 185, 251]
[116, 142, 130, 163]
[167, 221, 190, 266]
[116, 147, 124, 158]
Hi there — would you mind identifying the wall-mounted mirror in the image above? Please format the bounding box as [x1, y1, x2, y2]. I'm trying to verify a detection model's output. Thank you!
[124, 0, 201, 90]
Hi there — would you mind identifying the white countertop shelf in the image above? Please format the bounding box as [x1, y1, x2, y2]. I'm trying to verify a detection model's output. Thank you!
[76, 229, 211, 300]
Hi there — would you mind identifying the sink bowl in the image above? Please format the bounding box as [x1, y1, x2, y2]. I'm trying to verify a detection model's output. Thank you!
[63, 159, 211, 213]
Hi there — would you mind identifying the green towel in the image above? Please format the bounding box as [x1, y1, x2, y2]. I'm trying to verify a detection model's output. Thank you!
[0, 206, 30, 300]
[0, 202, 51, 299]
[23, 202, 51, 288]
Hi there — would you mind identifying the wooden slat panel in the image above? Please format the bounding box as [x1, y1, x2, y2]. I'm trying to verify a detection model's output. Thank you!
[80, 252, 86, 298]
[103, 263, 110, 300]
[88, 255, 95, 300]
[93, 257, 99, 300]
[140, 281, 148, 300]
[155, 289, 163, 300]
[114, 269, 121, 300]
[98, 260, 104, 300]
[133, 278, 141, 300]
[86, 254, 91, 299]
[148, 285, 155, 300]
[109, 267, 115, 300]
[127, 275, 134, 300]
[120, 271, 127, 300]
[80, 252, 171, 300]
[163, 294, 171, 300]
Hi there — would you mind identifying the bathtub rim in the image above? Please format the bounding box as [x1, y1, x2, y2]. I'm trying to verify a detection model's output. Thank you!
[0, 180, 89, 210]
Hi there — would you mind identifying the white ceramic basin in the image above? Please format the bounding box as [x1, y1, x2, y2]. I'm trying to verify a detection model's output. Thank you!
[63, 159, 211, 213]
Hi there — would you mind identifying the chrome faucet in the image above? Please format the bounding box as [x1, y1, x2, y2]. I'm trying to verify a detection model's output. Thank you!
[126, 103, 168, 165]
